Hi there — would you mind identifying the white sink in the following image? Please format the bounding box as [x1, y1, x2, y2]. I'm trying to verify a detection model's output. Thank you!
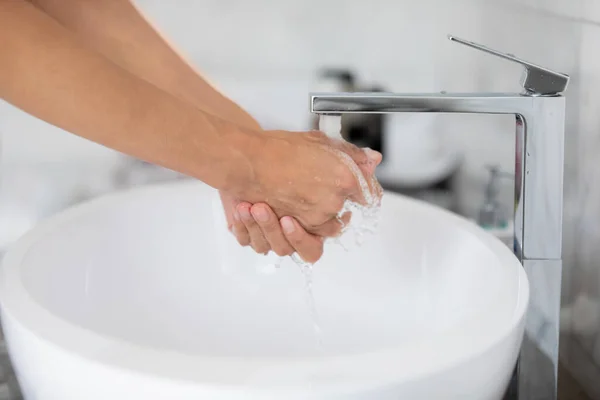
[0, 181, 528, 399]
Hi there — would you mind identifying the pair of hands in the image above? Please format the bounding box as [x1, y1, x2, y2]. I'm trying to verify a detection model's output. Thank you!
[220, 193, 326, 263]
[220, 130, 383, 263]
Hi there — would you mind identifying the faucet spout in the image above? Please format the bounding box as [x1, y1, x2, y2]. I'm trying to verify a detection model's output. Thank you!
[311, 90, 565, 262]
[311, 91, 565, 262]
[311, 92, 533, 115]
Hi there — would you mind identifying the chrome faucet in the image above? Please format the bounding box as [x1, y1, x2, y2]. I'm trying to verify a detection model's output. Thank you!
[309, 35, 569, 400]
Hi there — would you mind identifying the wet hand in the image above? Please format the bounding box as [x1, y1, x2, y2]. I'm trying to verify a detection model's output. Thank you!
[220, 191, 327, 263]
[231, 130, 382, 236]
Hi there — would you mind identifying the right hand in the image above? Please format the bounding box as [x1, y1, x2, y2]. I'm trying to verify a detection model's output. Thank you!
[230, 130, 382, 237]
[220, 191, 343, 263]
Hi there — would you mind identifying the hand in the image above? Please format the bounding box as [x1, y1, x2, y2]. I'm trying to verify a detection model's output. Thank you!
[219, 191, 331, 263]
[218, 129, 379, 263]
[230, 130, 382, 237]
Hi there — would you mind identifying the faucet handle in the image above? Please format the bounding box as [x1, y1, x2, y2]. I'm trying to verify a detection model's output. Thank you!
[448, 35, 569, 96]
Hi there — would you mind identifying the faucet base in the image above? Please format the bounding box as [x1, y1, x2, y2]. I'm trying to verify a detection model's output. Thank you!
[504, 259, 561, 400]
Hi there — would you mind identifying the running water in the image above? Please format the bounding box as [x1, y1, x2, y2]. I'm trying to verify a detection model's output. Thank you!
[319, 114, 383, 248]
[291, 253, 324, 349]
[288, 114, 383, 351]
[318, 113, 343, 140]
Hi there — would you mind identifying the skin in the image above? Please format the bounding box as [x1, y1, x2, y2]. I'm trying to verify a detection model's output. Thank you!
[0, 0, 381, 263]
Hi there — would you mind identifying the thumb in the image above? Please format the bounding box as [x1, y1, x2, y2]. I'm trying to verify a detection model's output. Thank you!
[359, 148, 383, 175]
[336, 144, 383, 205]
[364, 148, 383, 166]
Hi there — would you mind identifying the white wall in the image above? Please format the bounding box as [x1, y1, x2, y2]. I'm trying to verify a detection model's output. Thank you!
[2, 0, 600, 395]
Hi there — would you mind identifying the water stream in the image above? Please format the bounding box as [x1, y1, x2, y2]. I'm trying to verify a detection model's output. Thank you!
[286, 114, 383, 351]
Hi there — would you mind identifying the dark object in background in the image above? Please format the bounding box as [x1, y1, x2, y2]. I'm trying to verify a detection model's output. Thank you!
[310, 69, 386, 160]
[344, 85, 385, 158]
[310, 68, 356, 139]
[318, 68, 355, 89]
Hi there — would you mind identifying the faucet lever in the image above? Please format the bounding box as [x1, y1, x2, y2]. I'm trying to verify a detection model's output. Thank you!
[448, 35, 569, 96]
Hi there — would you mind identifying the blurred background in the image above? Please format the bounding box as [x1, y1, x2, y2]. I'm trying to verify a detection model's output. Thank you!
[0, 0, 599, 398]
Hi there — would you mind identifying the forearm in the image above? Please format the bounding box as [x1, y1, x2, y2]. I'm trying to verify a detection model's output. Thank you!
[0, 0, 260, 190]
[27, 0, 260, 130]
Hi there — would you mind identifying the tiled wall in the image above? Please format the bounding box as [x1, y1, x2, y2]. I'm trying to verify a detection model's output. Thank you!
[1, 0, 600, 396]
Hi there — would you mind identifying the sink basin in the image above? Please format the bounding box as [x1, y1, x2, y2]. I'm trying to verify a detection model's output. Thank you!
[0, 181, 528, 399]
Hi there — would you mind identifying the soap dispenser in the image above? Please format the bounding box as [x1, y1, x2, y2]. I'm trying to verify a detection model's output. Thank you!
[477, 165, 514, 247]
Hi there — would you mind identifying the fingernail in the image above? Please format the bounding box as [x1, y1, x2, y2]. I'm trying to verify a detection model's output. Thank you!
[281, 217, 295, 234]
[239, 207, 252, 221]
[233, 211, 240, 222]
[251, 207, 269, 223]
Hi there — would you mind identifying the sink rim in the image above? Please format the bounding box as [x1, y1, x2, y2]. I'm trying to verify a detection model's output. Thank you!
[0, 181, 529, 392]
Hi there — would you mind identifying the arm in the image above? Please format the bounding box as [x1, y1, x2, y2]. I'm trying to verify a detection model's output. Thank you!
[1, 0, 380, 264]
[22, 0, 318, 258]
[0, 0, 259, 191]
[25, 0, 260, 130]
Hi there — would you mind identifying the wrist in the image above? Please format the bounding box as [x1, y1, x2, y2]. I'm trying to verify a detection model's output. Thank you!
[221, 126, 265, 194]
[192, 117, 265, 194]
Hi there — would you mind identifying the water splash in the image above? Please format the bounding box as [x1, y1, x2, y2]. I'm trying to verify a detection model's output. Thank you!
[285, 114, 384, 351]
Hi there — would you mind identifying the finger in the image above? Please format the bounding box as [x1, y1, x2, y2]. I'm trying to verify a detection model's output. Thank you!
[231, 207, 251, 246]
[335, 141, 382, 176]
[362, 148, 383, 200]
[237, 203, 271, 254]
[364, 148, 383, 167]
[218, 191, 237, 231]
[280, 216, 325, 264]
[219, 193, 251, 246]
[251, 203, 294, 257]
[309, 212, 352, 237]
[335, 146, 383, 206]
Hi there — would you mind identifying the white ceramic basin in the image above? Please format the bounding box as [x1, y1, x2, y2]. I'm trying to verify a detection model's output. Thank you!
[0, 181, 528, 399]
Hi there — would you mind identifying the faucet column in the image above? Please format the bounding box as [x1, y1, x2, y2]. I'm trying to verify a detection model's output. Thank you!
[514, 96, 566, 400]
